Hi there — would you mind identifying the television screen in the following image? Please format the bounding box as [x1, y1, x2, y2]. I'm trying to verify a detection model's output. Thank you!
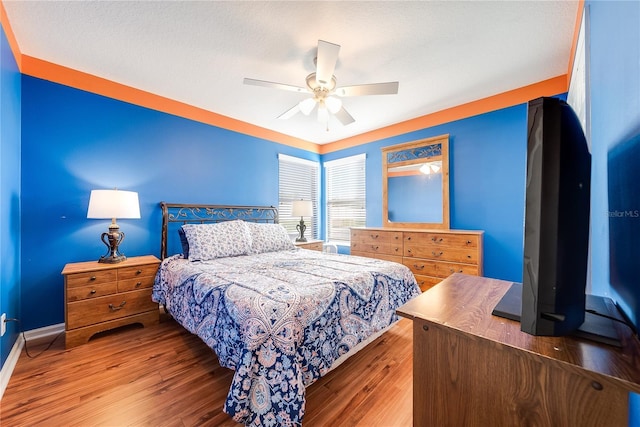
[608, 127, 640, 330]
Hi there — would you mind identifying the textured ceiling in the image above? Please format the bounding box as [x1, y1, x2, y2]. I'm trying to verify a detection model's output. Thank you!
[3, 1, 578, 144]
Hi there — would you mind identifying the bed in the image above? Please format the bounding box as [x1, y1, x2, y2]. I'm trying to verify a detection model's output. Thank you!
[152, 203, 421, 426]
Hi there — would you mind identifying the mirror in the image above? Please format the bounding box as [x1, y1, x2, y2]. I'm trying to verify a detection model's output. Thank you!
[382, 134, 450, 229]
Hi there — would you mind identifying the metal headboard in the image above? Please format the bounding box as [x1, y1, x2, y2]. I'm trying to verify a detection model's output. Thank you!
[160, 202, 279, 259]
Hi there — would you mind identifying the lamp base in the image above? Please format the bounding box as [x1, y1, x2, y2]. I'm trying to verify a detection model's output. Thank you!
[99, 254, 127, 264]
[296, 218, 307, 242]
[98, 225, 127, 264]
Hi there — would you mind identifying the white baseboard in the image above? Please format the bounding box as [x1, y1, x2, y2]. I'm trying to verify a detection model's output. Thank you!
[0, 323, 64, 401]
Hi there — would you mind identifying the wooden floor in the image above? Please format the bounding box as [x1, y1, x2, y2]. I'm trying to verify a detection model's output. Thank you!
[1, 317, 413, 426]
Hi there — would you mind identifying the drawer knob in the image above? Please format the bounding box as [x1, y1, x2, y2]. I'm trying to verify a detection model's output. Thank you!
[431, 237, 443, 242]
[466, 240, 472, 245]
[371, 245, 379, 251]
[432, 251, 444, 257]
[414, 264, 425, 271]
[407, 237, 411, 241]
[135, 281, 142, 287]
[371, 234, 379, 239]
[136, 269, 143, 275]
[407, 249, 412, 254]
[90, 276, 97, 281]
[90, 289, 97, 294]
[109, 301, 127, 311]
[450, 269, 464, 274]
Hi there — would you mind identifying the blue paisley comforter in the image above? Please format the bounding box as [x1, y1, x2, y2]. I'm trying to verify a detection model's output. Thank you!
[153, 248, 420, 426]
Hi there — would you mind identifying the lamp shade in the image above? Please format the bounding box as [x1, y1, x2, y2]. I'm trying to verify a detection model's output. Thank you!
[291, 200, 313, 217]
[87, 189, 141, 219]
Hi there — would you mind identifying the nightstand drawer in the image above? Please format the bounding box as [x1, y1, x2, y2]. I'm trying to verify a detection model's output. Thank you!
[67, 282, 117, 302]
[67, 289, 156, 329]
[118, 264, 159, 280]
[118, 275, 155, 292]
[66, 270, 117, 287]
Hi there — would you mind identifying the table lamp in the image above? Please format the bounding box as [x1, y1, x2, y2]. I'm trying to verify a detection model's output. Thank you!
[87, 189, 140, 263]
[291, 199, 313, 242]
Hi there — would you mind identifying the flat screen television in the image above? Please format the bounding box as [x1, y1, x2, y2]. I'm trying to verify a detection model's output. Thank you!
[493, 97, 620, 345]
[608, 126, 640, 332]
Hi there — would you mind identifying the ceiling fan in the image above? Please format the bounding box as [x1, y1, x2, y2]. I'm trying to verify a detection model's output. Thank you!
[243, 40, 399, 128]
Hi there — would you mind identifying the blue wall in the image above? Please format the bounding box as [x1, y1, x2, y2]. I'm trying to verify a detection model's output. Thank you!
[322, 105, 528, 283]
[20, 76, 320, 331]
[0, 24, 21, 369]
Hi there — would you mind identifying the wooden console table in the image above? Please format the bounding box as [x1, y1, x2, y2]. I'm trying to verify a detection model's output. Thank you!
[397, 273, 640, 426]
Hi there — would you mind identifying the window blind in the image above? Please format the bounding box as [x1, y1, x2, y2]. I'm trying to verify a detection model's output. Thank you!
[278, 154, 319, 239]
[324, 154, 366, 243]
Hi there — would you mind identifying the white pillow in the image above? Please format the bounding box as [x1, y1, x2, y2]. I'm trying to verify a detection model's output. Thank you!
[182, 220, 252, 261]
[247, 222, 296, 254]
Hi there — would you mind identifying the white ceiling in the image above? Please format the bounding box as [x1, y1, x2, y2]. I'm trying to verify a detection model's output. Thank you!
[3, 1, 578, 145]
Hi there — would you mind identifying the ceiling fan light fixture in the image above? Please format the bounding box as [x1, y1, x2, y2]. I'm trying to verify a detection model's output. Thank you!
[317, 103, 329, 124]
[299, 98, 317, 115]
[325, 96, 342, 114]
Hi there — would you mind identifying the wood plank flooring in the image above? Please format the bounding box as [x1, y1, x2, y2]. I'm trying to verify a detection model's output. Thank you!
[1, 317, 413, 426]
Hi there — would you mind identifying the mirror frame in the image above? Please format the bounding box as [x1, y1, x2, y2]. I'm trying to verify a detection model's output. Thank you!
[382, 134, 450, 229]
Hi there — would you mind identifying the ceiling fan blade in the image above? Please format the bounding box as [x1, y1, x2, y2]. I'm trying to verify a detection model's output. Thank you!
[336, 81, 399, 97]
[315, 40, 340, 88]
[333, 107, 355, 125]
[277, 104, 300, 120]
[243, 78, 306, 93]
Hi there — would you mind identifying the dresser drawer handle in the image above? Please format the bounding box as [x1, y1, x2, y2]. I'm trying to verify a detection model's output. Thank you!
[414, 264, 425, 271]
[135, 281, 142, 287]
[466, 240, 472, 245]
[450, 269, 464, 274]
[431, 237, 443, 242]
[90, 276, 97, 281]
[109, 301, 127, 311]
[370, 234, 379, 239]
[432, 251, 444, 257]
[407, 237, 411, 241]
[136, 269, 143, 275]
[90, 289, 97, 294]
[370, 245, 379, 251]
[407, 249, 412, 254]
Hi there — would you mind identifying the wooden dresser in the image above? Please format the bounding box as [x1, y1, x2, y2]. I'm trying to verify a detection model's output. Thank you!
[62, 255, 161, 348]
[350, 227, 483, 291]
[397, 274, 640, 426]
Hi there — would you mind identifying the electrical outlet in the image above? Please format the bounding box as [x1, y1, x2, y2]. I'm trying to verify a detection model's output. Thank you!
[1, 313, 6, 337]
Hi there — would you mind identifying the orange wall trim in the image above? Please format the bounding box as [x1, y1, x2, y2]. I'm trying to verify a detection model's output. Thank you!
[567, 0, 586, 86]
[320, 75, 568, 154]
[20, 55, 320, 154]
[0, 2, 22, 70]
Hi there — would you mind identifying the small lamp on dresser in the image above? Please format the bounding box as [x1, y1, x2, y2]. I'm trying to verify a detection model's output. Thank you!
[87, 188, 140, 263]
[291, 199, 313, 242]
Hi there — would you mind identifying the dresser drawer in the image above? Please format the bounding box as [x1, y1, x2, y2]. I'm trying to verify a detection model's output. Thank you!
[66, 282, 118, 302]
[404, 243, 479, 264]
[404, 258, 479, 278]
[351, 241, 402, 257]
[65, 270, 118, 287]
[351, 229, 403, 245]
[118, 264, 159, 280]
[67, 289, 156, 330]
[118, 275, 155, 292]
[404, 232, 480, 249]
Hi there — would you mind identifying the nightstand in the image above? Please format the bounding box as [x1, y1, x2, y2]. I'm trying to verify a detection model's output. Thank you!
[61, 255, 161, 348]
[294, 239, 324, 251]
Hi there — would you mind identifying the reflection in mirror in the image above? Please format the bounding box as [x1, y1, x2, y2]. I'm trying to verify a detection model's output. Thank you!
[382, 134, 449, 229]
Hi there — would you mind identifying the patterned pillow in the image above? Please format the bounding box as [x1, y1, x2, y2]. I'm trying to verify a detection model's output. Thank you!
[247, 222, 296, 254]
[177, 227, 190, 258]
[181, 220, 252, 261]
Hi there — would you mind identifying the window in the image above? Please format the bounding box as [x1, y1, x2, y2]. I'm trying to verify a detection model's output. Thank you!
[325, 154, 366, 244]
[278, 154, 319, 239]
